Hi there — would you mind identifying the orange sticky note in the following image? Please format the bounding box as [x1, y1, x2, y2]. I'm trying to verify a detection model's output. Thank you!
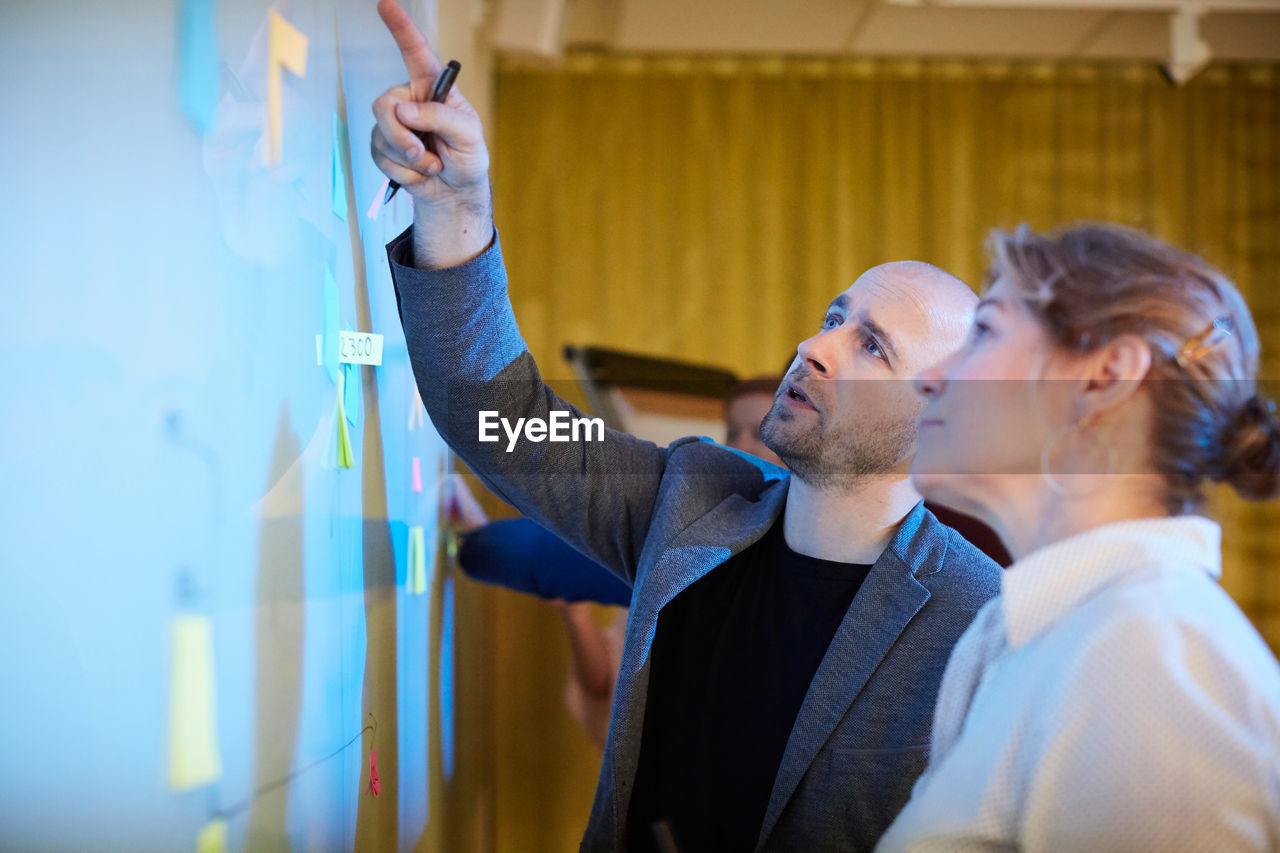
[264, 10, 307, 167]
[369, 749, 382, 796]
[412, 456, 423, 492]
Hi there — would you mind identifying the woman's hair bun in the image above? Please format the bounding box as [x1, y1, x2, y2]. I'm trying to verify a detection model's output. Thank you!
[1219, 394, 1280, 500]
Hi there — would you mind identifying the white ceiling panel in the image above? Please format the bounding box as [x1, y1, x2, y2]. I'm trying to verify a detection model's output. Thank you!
[1202, 12, 1280, 59]
[614, 0, 867, 52]
[851, 6, 1112, 56]
[1075, 11, 1169, 58]
[552, 0, 1280, 65]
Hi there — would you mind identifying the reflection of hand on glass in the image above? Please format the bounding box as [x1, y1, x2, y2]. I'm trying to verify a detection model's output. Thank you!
[445, 473, 490, 532]
[201, 0, 328, 267]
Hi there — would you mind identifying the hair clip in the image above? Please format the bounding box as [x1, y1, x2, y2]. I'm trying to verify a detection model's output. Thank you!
[1176, 315, 1234, 368]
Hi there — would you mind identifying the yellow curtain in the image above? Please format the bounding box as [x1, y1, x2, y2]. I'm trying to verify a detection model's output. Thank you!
[480, 54, 1280, 851]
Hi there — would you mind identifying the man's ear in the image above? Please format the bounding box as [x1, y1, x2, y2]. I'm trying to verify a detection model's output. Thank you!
[1081, 333, 1152, 416]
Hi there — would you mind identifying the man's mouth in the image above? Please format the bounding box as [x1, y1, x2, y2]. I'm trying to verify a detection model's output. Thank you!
[784, 383, 815, 410]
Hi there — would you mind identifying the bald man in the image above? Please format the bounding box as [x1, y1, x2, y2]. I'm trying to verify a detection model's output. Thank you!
[369, 4, 1000, 850]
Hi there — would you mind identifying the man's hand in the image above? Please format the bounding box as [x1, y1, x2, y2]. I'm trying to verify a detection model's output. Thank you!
[372, 0, 492, 269]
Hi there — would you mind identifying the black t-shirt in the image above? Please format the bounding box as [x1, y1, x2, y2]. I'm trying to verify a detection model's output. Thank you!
[626, 517, 873, 852]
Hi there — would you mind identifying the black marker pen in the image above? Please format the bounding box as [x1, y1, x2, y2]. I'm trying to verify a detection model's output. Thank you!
[386, 59, 460, 204]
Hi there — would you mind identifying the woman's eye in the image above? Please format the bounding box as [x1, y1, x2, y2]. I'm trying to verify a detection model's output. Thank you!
[970, 320, 992, 342]
[865, 338, 883, 357]
[822, 314, 841, 330]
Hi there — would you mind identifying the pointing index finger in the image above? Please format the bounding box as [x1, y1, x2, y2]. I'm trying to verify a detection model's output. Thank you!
[377, 0, 442, 100]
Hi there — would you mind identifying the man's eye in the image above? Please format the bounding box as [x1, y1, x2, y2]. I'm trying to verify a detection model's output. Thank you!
[865, 338, 883, 357]
[822, 314, 841, 330]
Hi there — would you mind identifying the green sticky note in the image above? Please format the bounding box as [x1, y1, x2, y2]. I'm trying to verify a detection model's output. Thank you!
[405, 526, 417, 592]
[408, 526, 427, 594]
[336, 374, 354, 469]
[331, 113, 348, 221]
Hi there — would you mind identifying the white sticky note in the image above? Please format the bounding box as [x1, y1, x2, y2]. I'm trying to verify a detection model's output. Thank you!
[337, 331, 384, 365]
[409, 385, 425, 430]
[316, 331, 384, 366]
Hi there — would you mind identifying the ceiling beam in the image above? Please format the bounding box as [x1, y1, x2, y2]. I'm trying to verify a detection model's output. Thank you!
[888, 0, 1280, 10]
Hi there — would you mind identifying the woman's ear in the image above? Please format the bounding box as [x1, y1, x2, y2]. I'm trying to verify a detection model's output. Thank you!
[1081, 333, 1153, 416]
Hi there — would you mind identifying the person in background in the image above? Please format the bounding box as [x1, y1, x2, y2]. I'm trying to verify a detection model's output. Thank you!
[447, 378, 787, 747]
[724, 377, 786, 467]
[878, 222, 1280, 851]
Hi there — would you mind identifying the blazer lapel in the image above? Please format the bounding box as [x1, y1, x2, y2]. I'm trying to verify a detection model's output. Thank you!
[609, 478, 791, 846]
[755, 502, 935, 849]
[636, 481, 789, 636]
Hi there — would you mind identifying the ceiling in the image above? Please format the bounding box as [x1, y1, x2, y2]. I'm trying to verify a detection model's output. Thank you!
[492, 0, 1280, 81]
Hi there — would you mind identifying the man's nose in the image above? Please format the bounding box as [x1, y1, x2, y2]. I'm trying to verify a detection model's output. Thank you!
[796, 333, 834, 377]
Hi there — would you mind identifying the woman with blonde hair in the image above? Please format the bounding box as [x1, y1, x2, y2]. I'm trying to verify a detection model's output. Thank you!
[878, 223, 1280, 851]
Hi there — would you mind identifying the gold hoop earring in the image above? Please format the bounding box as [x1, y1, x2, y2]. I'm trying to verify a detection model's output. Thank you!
[1040, 416, 1118, 497]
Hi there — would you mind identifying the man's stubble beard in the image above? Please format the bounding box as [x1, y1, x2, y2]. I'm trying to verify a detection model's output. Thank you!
[761, 397, 917, 492]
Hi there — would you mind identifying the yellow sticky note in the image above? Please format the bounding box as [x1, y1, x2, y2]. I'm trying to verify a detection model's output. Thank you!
[408, 525, 427, 595]
[264, 10, 308, 167]
[168, 614, 222, 790]
[196, 818, 228, 853]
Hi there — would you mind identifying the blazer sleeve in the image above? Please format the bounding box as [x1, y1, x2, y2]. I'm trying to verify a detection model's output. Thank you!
[388, 226, 668, 584]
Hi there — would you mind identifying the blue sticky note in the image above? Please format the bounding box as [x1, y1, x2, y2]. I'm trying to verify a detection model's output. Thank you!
[441, 576, 456, 781]
[343, 362, 361, 425]
[178, 0, 220, 133]
[331, 114, 348, 221]
[322, 266, 339, 384]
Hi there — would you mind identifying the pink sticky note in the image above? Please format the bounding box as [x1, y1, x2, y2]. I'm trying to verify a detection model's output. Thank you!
[367, 177, 390, 221]
[411, 456, 423, 492]
[369, 749, 381, 796]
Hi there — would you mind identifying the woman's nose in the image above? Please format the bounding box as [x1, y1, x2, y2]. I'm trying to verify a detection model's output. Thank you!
[913, 358, 948, 399]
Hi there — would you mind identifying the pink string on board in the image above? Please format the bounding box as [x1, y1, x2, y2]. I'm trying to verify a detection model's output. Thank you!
[367, 177, 390, 221]
[369, 750, 382, 796]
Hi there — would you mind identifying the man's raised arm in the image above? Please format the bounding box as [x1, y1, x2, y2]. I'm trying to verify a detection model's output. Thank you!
[369, 1, 708, 581]
[371, 0, 493, 269]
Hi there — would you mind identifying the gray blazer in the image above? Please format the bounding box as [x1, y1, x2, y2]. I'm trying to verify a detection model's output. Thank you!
[388, 229, 1002, 852]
